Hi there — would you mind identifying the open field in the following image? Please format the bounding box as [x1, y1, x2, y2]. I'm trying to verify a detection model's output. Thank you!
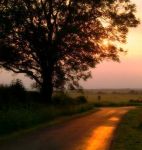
[68, 89, 142, 103]
[110, 107, 142, 150]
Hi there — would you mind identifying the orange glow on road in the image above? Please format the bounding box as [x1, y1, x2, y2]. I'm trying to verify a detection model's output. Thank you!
[83, 109, 130, 150]
[86, 126, 115, 150]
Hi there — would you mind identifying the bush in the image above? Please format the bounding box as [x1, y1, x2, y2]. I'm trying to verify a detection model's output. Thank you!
[52, 93, 75, 105]
[0, 79, 27, 105]
[52, 93, 88, 105]
[9, 79, 26, 102]
[75, 96, 87, 104]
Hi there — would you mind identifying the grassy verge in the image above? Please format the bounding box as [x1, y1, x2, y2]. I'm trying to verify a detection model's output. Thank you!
[0, 104, 97, 144]
[0, 103, 95, 138]
[110, 107, 142, 150]
[0, 82, 96, 138]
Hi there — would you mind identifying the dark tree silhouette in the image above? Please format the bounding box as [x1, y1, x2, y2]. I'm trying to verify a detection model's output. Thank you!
[0, 0, 139, 103]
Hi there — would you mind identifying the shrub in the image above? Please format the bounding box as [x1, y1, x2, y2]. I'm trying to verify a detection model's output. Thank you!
[8, 79, 26, 103]
[75, 96, 87, 104]
[52, 93, 88, 105]
[52, 92, 75, 105]
[0, 79, 27, 105]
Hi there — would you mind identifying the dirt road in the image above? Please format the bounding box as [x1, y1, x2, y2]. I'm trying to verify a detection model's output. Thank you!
[0, 107, 134, 150]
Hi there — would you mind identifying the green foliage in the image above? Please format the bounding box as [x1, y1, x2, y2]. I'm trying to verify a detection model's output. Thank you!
[110, 108, 142, 150]
[52, 92, 88, 105]
[76, 96, 88, 104]
[0, 103, 94, 136]
[0, 87, 93, 136]
[52, 93, 75, 105]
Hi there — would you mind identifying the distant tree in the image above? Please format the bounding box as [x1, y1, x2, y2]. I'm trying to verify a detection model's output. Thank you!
[0, 0, 139, 103]
[10, 79, 25, 93]
[10, 79, 26, 102]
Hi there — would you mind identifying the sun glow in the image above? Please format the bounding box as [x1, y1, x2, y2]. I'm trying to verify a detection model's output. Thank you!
[102, 39, 109, 47]
[66, 0, 70, 5]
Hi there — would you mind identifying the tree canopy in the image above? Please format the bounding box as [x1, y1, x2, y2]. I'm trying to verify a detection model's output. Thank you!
[0, 0, 139, 102]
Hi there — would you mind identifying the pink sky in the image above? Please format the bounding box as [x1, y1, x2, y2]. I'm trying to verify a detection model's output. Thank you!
[81, 0, 142, 89]
[0, 0, 142, 89]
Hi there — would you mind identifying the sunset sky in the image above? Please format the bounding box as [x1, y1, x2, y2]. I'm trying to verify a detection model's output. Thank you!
[0, 0, 142, 89]
[81, 0, 142, 89]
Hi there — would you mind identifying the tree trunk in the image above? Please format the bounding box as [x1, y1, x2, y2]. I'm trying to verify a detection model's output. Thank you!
[40, 64, 53, 104]
[40, 80, 53, 104]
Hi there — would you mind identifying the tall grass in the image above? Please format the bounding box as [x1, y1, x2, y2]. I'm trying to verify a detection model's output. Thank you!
[110, 108, 142, 150]
[0, 103, 94, 136]
[0, 81, 94, 136]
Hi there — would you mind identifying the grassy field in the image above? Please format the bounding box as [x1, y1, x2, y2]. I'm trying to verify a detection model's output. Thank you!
[68, 89, 142, 104]
[110, 107, 142, 150]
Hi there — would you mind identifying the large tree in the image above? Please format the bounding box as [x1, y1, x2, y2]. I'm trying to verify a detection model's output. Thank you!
[0, 0, 139, 103]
